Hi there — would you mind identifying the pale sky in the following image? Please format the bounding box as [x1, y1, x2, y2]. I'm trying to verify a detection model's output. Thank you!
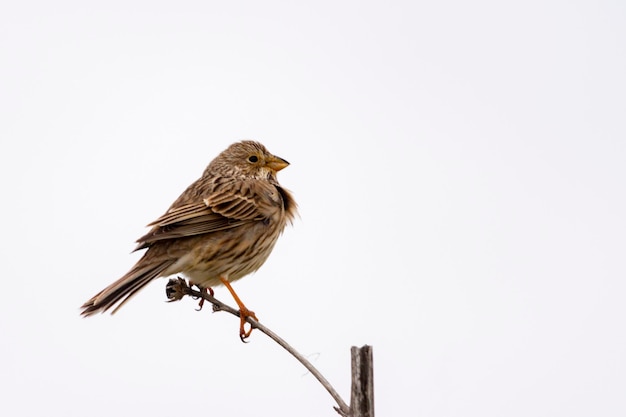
[1, 1, 625, 416]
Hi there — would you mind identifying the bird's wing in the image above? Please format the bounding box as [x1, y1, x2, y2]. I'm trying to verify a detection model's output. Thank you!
[206, 177, 281, 220]
[134, 178, 280, 250]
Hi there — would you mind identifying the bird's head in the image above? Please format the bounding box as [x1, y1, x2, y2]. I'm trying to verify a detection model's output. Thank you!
[205, 140, 290, 181]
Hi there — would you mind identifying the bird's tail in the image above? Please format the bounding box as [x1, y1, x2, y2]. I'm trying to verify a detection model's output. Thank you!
[81, 258, 176, 316]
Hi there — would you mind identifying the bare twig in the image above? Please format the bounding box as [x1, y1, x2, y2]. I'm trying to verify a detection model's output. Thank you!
[165, 277, 350, 416]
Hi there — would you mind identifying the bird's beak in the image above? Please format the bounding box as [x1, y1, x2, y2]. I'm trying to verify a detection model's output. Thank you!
[266, 156, 290, 171]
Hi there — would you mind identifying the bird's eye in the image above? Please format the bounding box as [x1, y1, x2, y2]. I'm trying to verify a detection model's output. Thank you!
[248, 155, 259, 163]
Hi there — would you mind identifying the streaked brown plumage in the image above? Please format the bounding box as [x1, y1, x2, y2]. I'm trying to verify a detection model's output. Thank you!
[81, 140, 297, 339]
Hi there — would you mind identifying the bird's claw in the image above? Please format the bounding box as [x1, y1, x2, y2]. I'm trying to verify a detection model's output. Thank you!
[194, 286, 214, 311]
[238, 308, 258, 343]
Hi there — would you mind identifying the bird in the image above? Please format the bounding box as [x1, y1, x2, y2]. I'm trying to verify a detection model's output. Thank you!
[81, 140, 297, 340]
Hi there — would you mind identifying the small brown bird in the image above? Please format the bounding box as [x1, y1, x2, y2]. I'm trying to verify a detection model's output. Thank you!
[81, 140, 297, 340]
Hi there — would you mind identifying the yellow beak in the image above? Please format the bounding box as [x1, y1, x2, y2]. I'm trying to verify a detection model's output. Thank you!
[266, 156, 290, 171]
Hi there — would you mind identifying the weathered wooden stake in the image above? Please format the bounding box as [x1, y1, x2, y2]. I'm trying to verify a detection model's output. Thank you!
[349, 345, 374, 417]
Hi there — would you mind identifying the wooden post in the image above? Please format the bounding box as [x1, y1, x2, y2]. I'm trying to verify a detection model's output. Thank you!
[349, 345, 374, 417]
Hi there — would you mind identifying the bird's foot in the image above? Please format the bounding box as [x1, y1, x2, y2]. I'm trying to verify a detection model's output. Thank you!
[238, 306, 259, 342]
[195, 286, 215, 311]
[217, 276, 259, 342]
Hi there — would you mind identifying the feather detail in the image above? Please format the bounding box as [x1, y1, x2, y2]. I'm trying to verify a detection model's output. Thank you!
[81, 257, 176, 316]
[80, 140, 298, 318]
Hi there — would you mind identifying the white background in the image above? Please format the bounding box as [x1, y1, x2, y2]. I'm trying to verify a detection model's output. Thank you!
[1, 1, 625, 416]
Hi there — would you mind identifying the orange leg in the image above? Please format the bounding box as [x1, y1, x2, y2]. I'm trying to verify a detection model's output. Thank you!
[219, 277, 258, 341]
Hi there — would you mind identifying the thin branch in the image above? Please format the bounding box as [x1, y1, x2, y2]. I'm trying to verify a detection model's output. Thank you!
[165, 277, 350, 417]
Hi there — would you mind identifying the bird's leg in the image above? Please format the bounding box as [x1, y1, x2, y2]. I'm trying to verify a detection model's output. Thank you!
[194, 285, 215, 311]
[219, 277, 258, 341]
